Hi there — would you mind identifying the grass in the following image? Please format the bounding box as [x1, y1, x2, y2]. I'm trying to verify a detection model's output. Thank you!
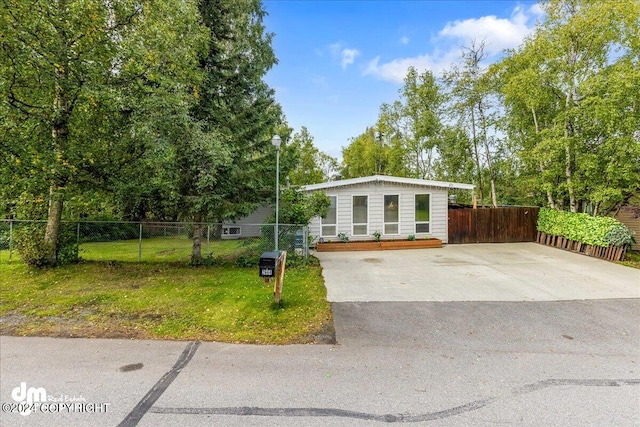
[617, 249, 640, 269]
[81, 236, 253, 262]
[0, 239, 333, 344]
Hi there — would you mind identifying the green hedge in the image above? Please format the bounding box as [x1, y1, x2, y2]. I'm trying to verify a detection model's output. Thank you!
[537, 208, 635, 248]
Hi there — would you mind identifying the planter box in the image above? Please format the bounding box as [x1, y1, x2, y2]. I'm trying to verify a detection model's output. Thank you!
[536, 231, 627, 262]
[316, 238, 442, 252]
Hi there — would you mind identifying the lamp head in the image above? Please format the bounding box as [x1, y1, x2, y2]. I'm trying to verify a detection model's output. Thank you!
[271, 135, 281, 149]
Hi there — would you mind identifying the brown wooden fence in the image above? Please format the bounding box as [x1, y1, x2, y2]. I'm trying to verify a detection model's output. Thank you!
[448, 207, 539, 244]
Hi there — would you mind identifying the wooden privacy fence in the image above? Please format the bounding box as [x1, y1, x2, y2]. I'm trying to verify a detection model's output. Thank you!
[448, 207, 539, 244]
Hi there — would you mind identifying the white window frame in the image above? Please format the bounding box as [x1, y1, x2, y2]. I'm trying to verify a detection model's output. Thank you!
[351, 194, 369, 236]
[223, 226, 241, 236]
[383, 194, 400, 235]
[321, 195, 338, 237]
[414, 193, 431, 234]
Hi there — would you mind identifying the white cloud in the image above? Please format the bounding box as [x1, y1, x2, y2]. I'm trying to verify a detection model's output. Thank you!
[529, 3, 545, 18]
[329, 42, 360, 69]
[341, 48, 360, 69]
[437, 6, 536, 56]
[400, 36, 410, 45]
[364, 5, 542, 83]
[364, 52, 458, 84]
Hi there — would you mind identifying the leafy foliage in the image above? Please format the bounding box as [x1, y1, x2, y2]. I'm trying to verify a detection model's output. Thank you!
[496, 0, 640, 213]
[265, 188, 331, 226]
[342, 67, 444, 180]
[342, 0, 639, 213]
[287, 127, 338, 185]
[606, 225, 636, 248]
[1, 0, 206, 265]
[14, 223, 78, 267]
[537, 208, 633, 248]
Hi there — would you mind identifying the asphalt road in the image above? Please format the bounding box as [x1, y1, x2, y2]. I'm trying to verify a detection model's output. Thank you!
[1, 298, 639, 426]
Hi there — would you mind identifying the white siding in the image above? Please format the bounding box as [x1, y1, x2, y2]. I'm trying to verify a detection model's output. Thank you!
[307, 181, 451, 243]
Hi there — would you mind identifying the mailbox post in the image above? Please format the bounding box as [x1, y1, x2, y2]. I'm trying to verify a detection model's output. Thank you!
[259, 251, 287, 304]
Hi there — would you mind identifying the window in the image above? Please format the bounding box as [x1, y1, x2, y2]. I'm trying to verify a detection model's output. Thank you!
[415, 194, 430, 233]
[384, 195, 399, 234]
[352, 195, 368, 235]
[321, 196, 337, 236]
[223, 226, 241, 236]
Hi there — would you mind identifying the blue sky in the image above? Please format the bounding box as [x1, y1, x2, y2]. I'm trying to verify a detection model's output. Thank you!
[263, 0, 544, 160]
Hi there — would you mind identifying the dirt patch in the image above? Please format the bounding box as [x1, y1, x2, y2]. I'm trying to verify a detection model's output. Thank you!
[0, 312, 155, 340]
[0, 312, 337, 344]
[304, 320, 336, 345]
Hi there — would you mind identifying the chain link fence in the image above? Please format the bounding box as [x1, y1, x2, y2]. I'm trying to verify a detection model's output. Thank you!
[0, 220, 309, 264]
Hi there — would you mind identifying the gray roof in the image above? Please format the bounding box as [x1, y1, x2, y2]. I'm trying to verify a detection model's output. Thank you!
[302, 175, 475, 191]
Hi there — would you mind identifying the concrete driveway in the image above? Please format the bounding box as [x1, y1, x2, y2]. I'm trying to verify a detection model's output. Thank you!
[315, 243, 640, 302]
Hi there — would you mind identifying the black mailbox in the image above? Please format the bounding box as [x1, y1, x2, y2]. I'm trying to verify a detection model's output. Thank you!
[259, 251, 280, 278]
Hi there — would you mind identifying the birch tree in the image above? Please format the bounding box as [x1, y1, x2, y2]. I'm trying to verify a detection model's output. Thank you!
[497, 0, 640, 213]
[1, 0, 205, 265]
[444, 40, 501, 207]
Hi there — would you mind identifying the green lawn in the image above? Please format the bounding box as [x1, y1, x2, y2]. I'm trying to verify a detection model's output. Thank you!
[0, 236, 265, 263]
[617, 249, 640, 269]
[0, 239, 333, 344]
[81, 236, 254, 262]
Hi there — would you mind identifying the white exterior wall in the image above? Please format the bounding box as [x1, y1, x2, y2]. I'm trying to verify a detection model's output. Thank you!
[307, 181, 450, 243]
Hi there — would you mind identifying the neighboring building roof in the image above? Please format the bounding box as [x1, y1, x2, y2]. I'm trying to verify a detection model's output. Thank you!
[302, 175, 475, 191]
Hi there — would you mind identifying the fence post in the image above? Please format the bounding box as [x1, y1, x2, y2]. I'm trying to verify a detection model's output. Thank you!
[303, 226, 309, 259]
[207, 224, 210, 257]
[8, 219, 13, 261]
[76, 222, 80, 246]
[138, 222, 142, 262]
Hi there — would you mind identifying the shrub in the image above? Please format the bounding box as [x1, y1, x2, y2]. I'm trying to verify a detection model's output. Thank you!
[78, 218, 139, 242]
[606, 224, 636, 248]
[235, 250, 261, 268]
[0, 229, 9, 250]
[407, 234, 416, 241]
[373, 230, 381, 242]
[14, 223, 79, 267]
[537, 208, 632, 248]
[13, 224, 49, 267]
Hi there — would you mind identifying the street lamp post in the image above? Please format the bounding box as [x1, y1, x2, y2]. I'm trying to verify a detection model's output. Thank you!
[272, 135, 281, 252]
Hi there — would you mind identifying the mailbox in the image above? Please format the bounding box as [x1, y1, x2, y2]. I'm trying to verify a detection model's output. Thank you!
[259, 251, 280, 278]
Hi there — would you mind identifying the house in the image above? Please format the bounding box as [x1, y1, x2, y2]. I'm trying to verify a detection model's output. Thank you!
[302, 175, 475, 244]
[221, 205, 272, 239]
[614, 206, 640, 250]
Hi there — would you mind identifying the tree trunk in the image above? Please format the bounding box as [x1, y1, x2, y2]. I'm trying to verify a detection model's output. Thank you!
[470, 108, 484, 206]
[44, 67, 70, 265]
[478, 100, 497, 207]
[532, 107, 555, 209]
[565, 141, 576, 213]
[564, 78, 577, 213]
[44, 186, 64, 265]
[191, 212, 203, 263]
